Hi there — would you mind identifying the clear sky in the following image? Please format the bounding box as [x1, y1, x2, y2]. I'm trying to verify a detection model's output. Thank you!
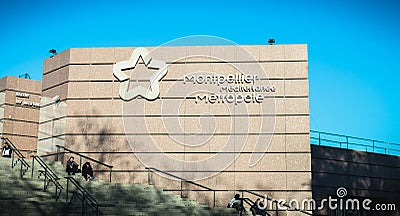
[0, 0, 399, 143]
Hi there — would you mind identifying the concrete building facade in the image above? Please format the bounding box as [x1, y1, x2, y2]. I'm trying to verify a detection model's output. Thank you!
[37, 45, 312, 210]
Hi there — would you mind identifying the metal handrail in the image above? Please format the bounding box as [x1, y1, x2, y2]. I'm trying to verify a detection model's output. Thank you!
[311, 130, 400, 146]
[146, 167, 312, 215]
[1, 137, 30, 177]
[39, 152, 59, 158]
[311, 137, 388, 151]
[146, 167, 213, 190]
[146, 167, 216, 206]
[55, 145, 113, 182]
[310, 130, 400, 156]
[31, 155, 63, 200]
[65, 176, 100, 215]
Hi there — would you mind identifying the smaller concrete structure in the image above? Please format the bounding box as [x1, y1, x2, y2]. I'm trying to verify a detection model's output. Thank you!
[312, 145, 400, 216]
[0, 76, 42, 155]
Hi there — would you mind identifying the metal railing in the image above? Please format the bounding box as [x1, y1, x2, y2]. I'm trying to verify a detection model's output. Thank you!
[65, 176, 100, 215]
[310, 130, 400, 156]
[1, 137, 30, 177]
[31, 155, 63, 200]
[146, 167, 217, 207]
[55, 145, 113, 182]
[146, 167, 312, 215]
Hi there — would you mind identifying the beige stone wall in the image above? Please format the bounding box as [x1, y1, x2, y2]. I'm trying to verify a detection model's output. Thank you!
[39, 45, 311, 208]
[0, 76, 41, 154]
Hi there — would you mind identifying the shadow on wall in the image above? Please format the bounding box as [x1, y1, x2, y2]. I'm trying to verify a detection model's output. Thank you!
[68, 115, 113, 175]
[65, 108, 142, 182]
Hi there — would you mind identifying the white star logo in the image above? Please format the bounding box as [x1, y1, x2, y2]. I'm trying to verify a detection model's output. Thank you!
[113, 47, 168, 101]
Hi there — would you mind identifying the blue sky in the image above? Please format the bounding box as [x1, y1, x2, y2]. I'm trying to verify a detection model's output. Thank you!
[0, 0, 399, 143]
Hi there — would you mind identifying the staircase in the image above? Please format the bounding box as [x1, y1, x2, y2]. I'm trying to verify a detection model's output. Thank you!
[0, 157, 71, 215]
[0, 156, 237, 215]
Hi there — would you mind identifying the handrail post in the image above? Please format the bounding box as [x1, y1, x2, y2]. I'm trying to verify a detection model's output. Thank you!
[20, 159, 23, 178]
[213, 191, 216, 207]
[55, 185, 58, 199]
[44, 167, 48, 191]
[31, 157, 35, 178]
[346, 136, 349, 149]
[56, 145, 59, 161]
[109, 167, 112, 183]
[11, 150, 15, 168]
[275, 200, 279, 216]
[180, 180, 183, 198]
[372, 140, 375, 152]
[82, 191, 85, 216]
[318, 132, 321, 145]
[66, 179, 69, 206]
[147, 168, 150, 185]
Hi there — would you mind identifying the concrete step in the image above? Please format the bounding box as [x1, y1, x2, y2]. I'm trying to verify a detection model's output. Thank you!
[0, 156, 238, 216]
[0, 200, 83, 216]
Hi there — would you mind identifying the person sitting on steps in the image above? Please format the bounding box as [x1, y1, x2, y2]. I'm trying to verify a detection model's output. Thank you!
[1, 142, 12, 158]
[66, 156, 80, 175]
[82, 162, 93, 181]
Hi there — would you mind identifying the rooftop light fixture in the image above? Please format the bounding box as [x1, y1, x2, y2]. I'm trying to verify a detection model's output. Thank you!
[268, 39, 275, 45]
[49, 49, 57, 57]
